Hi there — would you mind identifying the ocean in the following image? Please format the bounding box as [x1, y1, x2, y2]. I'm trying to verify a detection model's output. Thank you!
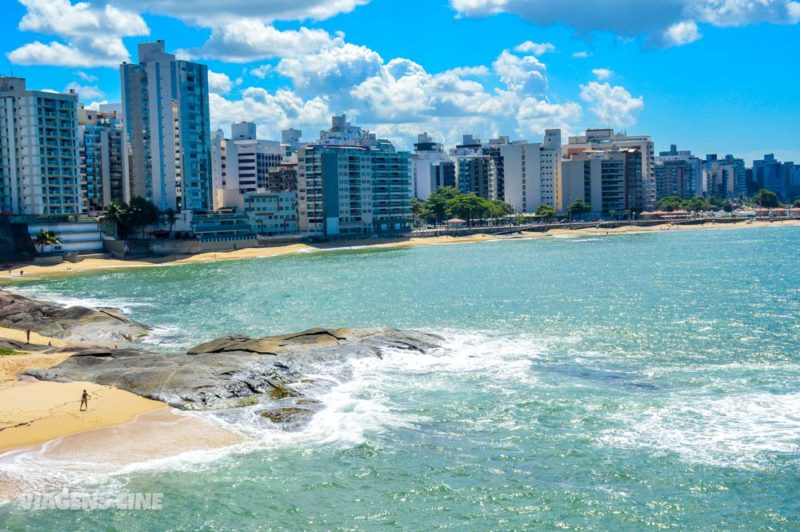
[2, 226, 799, 529]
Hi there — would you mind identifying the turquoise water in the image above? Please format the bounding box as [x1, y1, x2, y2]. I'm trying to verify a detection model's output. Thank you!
[2, 227, 800, 529]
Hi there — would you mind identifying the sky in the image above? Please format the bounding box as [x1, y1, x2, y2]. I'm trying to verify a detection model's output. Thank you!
[1, 0, 799, 163]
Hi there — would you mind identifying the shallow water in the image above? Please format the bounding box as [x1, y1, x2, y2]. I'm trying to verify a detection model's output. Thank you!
[2, 227, 799, 529]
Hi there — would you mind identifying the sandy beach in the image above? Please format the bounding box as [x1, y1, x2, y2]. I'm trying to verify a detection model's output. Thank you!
[3, 219, 798, 283]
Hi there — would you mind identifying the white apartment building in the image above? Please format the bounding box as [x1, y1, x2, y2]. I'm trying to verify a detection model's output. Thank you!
[0, 77, 81, 215]
[412, 133, 449, 200]
[565, 129, 656, 211]
[501, 129, 562, 212]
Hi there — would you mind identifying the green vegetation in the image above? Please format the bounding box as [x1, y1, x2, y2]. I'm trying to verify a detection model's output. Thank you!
[656, 195, 715, 212]
[0, 347, 20, 357]
[416, 187, 514, 226]
[567, 199, 592, 217]
[535, 204, 556, 220]
[33, 229, 59, 254]
[104, 197, 161, 238]
[751, 189, 781, 208]
[794, 200, 800, 208]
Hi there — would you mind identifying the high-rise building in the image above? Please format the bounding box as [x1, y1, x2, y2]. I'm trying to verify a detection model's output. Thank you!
[565, 129, 655, 211]
[501, 129, 562, 212]
[485, 136, 510, 201]
[120, 40, 212, 212]
[78, 103, 124, 213]
[411, 133, 449, 200]
[212, 122, 284, 203]
[655, 144, 703, 200]
[752, 154, 794, 200]
[453, 135, 492, 198]
[0, 77, 81, 215]
[562, 150, 636, 216]
[703, 154, 746, 198]
[298, 115, 412, 238]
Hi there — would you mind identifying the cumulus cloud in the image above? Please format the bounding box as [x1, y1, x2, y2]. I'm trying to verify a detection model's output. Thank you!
[114, 0, 371, 25]
[207, 70, 234, 95]
[580, 81, 644, 128]
[65, 81, 104, 99]
[572, 51, 592, 59]
[591, 68, 614, 81]
[451, 0, 800, 46]
[9, 0, 149, 66]
[250, 64, 274, 79]
[492, 49, 547, 94]
[662, 20, 702, 46]
[514, 41, 555, 55]
[181, 21, 335, 62]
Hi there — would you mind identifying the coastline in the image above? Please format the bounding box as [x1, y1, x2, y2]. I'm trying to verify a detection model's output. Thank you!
[2, 219, 799, 283]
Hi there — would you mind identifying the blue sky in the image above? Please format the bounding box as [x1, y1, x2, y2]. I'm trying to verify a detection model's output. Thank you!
[2, 0, 799, 163]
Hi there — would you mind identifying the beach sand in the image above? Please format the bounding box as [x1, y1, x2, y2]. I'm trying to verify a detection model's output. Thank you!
[0, 380, 167, 452]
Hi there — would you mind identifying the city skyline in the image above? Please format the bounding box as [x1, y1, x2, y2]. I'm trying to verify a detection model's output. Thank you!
[1, 0, 799, 164]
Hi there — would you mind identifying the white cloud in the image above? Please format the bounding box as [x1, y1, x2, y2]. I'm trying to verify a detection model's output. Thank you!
[250, 65, 274, 79]
[591, 68, 614, 81]
[9, 0, 149, 67]
[517, 97, 582, 136]
[572, 51, 592, 59]
[514, 41, 555, 55]
[662, 20, 702, 46]
[207, 70, 234, 95]
[492, 50, 547, 94]
[75, 71, 98, 82]
[182, 20, 335, 62]
[580, 81, 644, 128]
[115, 0, 371, 25]
[451, 0, 800, 47]
[65, 81, 104, 100]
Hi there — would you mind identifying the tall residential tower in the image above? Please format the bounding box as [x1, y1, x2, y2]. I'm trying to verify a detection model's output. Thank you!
[120, 40, 212, 212]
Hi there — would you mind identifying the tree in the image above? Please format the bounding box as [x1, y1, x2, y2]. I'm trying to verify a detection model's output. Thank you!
[686, 196, 713, 212]
[34, 229, 59, 254]
[162, 208, 177, 236]
[487, 199, 514, 220]
[535, 204, 556, 220]
[568, 199, 591, 219]
[422, 187, 461, 224]
[411, 199, 425, 226]
[752, 189, 780, 209]
[446, 194, 486, 226]
[722, 200, 733, 213]
[656, 195, 686, 212]
[794, 200, 800, 208]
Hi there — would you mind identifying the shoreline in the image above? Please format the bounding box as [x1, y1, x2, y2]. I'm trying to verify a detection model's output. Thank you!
[2, 219, 799, 283]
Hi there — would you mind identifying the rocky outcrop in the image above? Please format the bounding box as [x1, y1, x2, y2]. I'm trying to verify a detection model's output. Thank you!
[0, 290, 149, 342]
[28, 328, 442, 414]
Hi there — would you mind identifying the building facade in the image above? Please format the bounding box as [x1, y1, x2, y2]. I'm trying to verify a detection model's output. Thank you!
[411, 133, 449, 200]
[655, 144, 703, 200]
[78, 104, 124, 213]
[298, 115, 412, 238]
[703, 154, 746, 198]
[501, 129, 562, 213]
[565, 129, 655, 212]
[752, 153, 795, 200]
[0, 77, 81, 215]
[120, 40, 212, 212]
[244, 191, 298, 235]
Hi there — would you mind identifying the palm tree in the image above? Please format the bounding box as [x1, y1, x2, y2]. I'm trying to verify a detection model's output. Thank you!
[34, 230, 59, 254]
[163, 208, 177, 238]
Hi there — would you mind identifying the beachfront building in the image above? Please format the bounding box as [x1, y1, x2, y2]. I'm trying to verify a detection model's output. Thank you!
[298, 115, 412, 238]
[703, 154, 746, 198]
[752, 154, 795, 200]
[244, 191, 298, 236]
[219, 123, 283, 195]
[501, 129, 562, 213]
[0, 77, 81, 215]
[453, 135, 492, 198]
[485, 136, 510, 202]
[655, 144, 703, 200]
[78, 104, 124, 213]
[411, 133, 450, 200]
[564, 129, 656, 212]
[120, 40, 213, 212]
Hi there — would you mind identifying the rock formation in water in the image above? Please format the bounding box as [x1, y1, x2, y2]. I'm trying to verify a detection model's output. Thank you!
[28, 328, 442, 419]
[0, 290, 149, 342]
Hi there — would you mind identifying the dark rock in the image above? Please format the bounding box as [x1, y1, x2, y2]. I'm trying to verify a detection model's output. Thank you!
[0, 290, 149, 342]
[260, 407, 315, 424]
[28, 328, 442, 412]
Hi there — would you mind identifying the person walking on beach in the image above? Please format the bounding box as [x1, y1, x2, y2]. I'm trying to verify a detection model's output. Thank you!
[80, 389, 89, 411]
[26, 329, 31, 344]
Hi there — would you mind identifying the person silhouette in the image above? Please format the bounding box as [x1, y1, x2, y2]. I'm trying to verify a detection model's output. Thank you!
[80, 389, 89, 411]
